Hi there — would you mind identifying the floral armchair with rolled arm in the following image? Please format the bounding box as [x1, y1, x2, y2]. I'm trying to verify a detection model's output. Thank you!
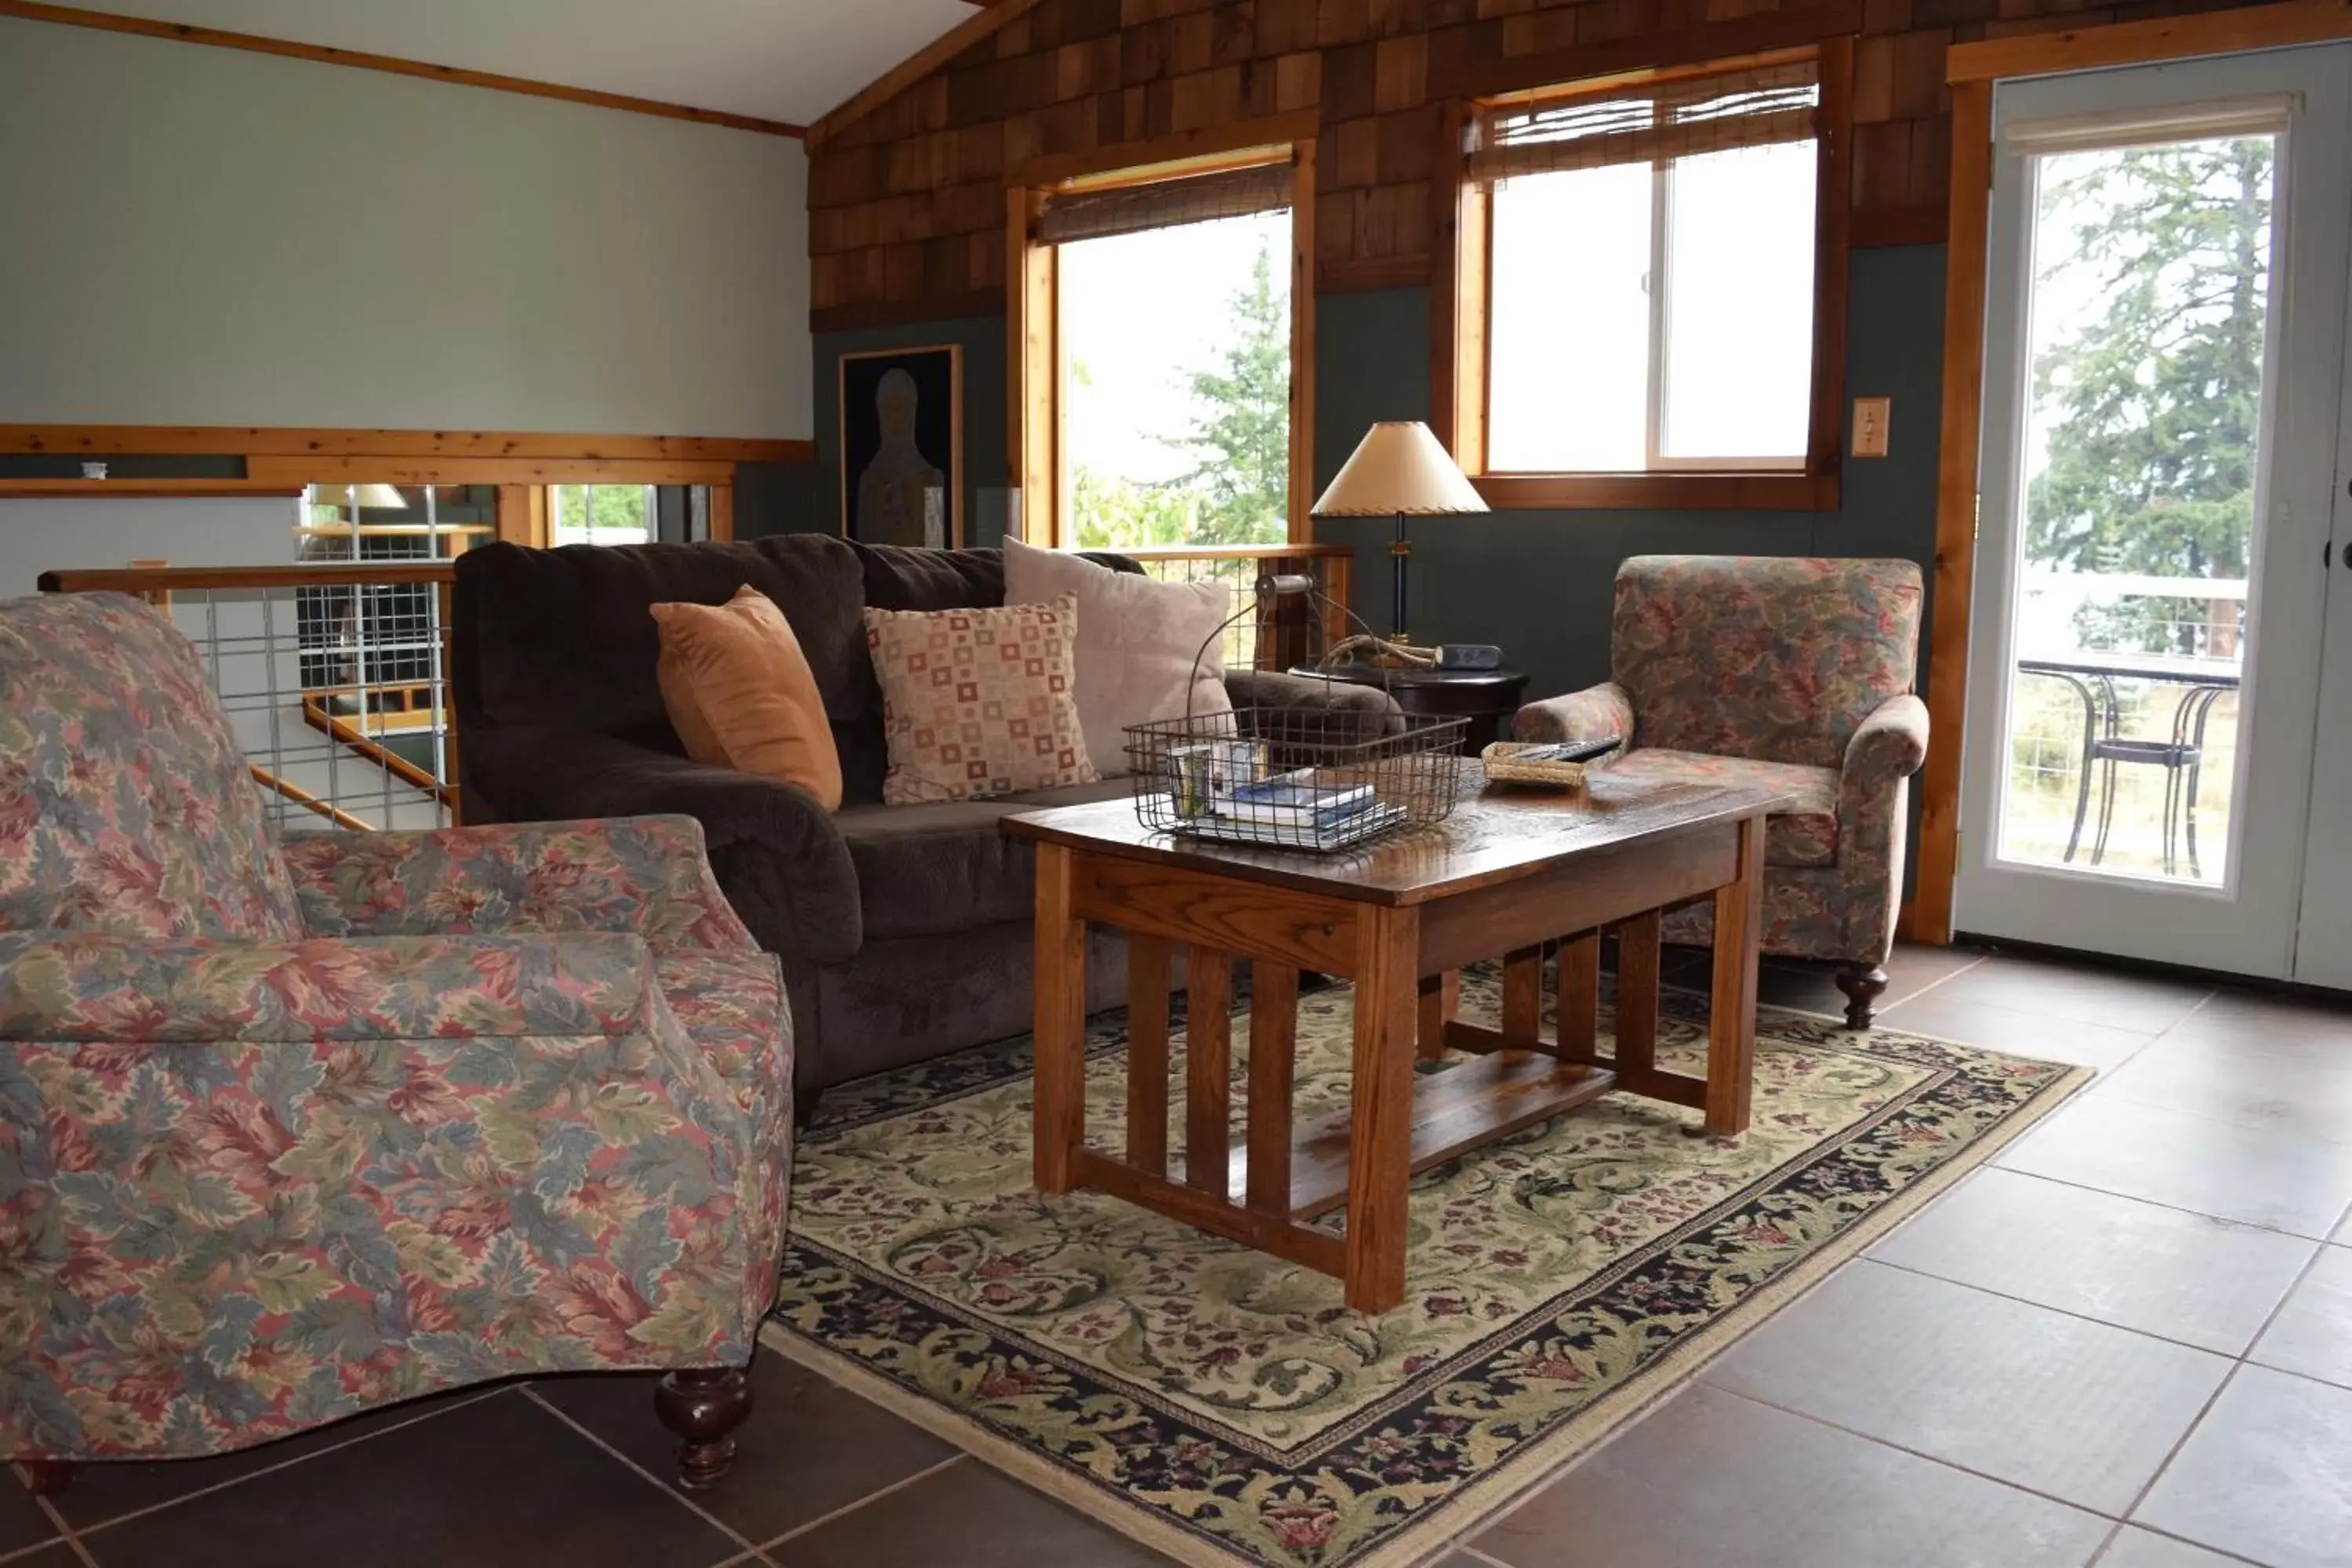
[0, 592, 790, 1494]
[1515, 557, 1929, 1027]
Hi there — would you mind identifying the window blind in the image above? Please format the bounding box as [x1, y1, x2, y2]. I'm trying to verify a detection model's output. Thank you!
[1035, 161, 1294, 245]
[1467, 60, 1820, 183]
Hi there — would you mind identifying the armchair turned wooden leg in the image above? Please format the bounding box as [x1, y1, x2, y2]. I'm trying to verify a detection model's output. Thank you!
[21, 1461, 77, 1496]
[655, 1366, 752, 1490]
[1835, 964, 1889, 1030]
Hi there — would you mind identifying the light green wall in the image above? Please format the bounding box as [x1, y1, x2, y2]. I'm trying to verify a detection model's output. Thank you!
[0, 18, 810, 437]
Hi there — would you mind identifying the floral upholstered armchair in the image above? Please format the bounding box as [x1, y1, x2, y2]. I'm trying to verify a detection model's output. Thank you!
[1515, 557, 1928, 1028]
[0, 593, 791, 1493]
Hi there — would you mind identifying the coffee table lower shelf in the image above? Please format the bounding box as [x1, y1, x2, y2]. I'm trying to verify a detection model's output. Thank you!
[1014, 794, 1770, 1312]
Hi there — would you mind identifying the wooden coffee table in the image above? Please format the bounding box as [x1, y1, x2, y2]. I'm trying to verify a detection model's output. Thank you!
[1002, 768, 1780, 1313]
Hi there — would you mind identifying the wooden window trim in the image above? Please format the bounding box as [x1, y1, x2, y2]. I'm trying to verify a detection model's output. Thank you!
[1908, 0, 2352, 946]
[1432, 38, 1853, 512]
[1006, 114, 1318, 547]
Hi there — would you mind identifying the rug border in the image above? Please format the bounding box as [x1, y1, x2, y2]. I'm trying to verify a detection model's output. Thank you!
[762, 1014, 2095, 1568]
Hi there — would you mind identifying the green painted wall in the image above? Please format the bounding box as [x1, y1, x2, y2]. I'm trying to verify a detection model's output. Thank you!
[782, 242, 1948, 702]
[1311, 244, 1948, 700]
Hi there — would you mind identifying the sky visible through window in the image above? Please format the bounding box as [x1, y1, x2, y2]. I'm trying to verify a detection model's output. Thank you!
[1486, 140, 1816, 471]
[1058, 209, 1292, 549]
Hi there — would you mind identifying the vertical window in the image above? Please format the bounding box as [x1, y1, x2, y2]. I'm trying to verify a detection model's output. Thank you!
[1443, 49, 1849, 503]
[550, 483, 656, 546]
[1011, 144, 1314, 549]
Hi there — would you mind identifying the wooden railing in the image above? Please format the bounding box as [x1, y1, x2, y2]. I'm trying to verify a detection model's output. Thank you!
[42, 561, 459, 833]
[1116, 541, 1355, 670]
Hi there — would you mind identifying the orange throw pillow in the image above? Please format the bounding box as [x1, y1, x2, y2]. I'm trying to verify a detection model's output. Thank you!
[651, 586, 843, 810]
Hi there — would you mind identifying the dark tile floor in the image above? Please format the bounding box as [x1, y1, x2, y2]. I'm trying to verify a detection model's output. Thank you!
[9, 944, 2351, 1567]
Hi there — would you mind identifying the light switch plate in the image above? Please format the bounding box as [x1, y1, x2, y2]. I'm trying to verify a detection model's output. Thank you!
[1852, 396, 1892, 458]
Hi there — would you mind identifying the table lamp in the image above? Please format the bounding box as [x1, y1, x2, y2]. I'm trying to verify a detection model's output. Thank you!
[1310, 421, 1487, 643]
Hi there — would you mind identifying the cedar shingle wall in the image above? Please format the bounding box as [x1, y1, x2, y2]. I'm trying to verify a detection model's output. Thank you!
[808, 0, 2271, 330]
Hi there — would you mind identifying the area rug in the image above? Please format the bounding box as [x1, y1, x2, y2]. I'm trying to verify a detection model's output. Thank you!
[762, 970, 2088, 1567]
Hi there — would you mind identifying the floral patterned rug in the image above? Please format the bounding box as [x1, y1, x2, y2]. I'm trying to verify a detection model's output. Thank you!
[763, 969, 2087, 1567]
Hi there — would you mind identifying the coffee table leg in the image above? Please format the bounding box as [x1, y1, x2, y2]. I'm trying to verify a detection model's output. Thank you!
[1416, 970, 1457, 1061]
[1246, 963, 1300, 1210]
[1033, 844, 1087, 1192]
[1346, 906, 1418, 1314]
[1501, 945, 1544, 1049]
[1614, 908, 1661, 1077]
[1185, 948, 1233, 1196]
[1126, 934, 1172, 1176]
[1704, 815, 1763, 1136]
[1558, 931, 1601, 1062]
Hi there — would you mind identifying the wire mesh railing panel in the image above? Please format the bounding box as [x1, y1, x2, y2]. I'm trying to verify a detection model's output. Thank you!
[185, 584, 456, 833]
[44, 567, 458, 835]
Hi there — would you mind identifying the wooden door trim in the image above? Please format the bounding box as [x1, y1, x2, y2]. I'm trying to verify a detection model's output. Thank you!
[1915, 2, 2352, 944]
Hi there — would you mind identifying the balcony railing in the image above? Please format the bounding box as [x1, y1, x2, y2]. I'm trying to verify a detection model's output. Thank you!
[41, 561, 459, 833]
[1119, 542, 1354, 672]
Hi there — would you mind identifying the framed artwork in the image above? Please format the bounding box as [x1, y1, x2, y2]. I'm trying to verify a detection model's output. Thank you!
[838, 343, 964, 549]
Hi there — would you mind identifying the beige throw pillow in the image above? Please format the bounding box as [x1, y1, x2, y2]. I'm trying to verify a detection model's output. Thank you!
[1004, 535, 1234, 778]
[862, 592, 1098, 804]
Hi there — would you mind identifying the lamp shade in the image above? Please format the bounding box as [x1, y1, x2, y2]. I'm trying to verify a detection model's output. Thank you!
[312, 483, 409, 511]
[1311, 422, 1488, 517]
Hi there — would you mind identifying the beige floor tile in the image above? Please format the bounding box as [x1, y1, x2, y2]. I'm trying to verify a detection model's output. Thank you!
[2249, 1244, 2352, 1390]
[1996, 1091, 2352, 1237]
[2094, 1039, 2352, 1147]
[2135, 1366, 2352, 1568]
[778, 1459, 1174, 1566]
[1869, 1168, 2316, 1354]
[1876, 985, 2154, 1070]
[2096, 1527, 2257, 1567]
[1928, 953, 2211, 1035]
[1703, 1261, 2230, 1514]
[1475, 1384, 2108, 1568]
[2154, 989, 2352, 1062]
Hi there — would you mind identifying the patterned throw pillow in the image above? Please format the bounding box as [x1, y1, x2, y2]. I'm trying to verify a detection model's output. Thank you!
[862, 593, 1098, 804]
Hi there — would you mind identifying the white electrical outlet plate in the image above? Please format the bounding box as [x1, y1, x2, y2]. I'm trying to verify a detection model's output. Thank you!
[1852, 396, 1892, 458]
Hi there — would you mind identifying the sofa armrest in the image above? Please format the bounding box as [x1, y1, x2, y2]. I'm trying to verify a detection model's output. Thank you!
[1842, 693, 1930, 804]
[1222, 668, 1403, 744]
[282, 815, 756, 956]
[0, 930, 658, 1044]
[1514, 681, 1635, 748]
[458, 727, 860, 967]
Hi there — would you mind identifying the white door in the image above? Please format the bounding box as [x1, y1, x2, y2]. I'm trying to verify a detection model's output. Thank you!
[1954, 44, 2352, 978]
[2292, 238, 2352, 988]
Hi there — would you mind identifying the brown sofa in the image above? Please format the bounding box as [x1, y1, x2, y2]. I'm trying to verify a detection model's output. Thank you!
[452, 535, 1393, 1109]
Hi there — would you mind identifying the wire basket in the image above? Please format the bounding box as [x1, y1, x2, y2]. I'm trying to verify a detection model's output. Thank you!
[1123, 573, 1467, 852]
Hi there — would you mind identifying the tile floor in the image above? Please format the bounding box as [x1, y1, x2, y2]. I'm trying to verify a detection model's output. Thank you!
[9, 944, 2352, 1568]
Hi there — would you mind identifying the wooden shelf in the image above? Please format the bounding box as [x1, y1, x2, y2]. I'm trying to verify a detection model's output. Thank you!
[1210, 1049, 1620, 1220]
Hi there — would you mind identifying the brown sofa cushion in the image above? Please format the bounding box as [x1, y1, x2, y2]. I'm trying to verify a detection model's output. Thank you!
[836, 798, 1032, 938]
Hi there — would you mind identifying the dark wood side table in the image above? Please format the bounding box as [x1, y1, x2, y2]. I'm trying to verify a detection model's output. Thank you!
[1004, 770, 1777, 1312]
[1289, 664, 1530, 753]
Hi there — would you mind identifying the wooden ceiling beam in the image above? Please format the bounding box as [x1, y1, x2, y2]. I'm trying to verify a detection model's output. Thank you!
[0, 1, 806, 138]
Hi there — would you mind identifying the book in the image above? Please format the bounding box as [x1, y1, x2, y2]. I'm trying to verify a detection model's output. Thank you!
[1222, 771, 1375, 829]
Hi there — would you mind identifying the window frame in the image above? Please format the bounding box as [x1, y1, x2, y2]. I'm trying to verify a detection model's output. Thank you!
[1432, 42, 1853, 512]
[1005, 111, 1319, 547]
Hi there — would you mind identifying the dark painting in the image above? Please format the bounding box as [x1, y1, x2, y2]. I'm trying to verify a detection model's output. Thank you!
[838, 344, 963, 548]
